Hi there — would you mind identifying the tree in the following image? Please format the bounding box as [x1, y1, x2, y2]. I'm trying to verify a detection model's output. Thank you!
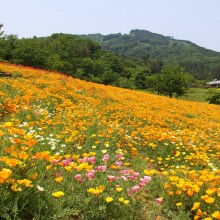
[0, 24, 4, 37]
[156, 64, 193, 98]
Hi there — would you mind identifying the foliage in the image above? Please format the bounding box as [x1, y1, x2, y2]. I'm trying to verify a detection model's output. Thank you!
[208, 94, 220, 104]
[1, 62, 220, 219]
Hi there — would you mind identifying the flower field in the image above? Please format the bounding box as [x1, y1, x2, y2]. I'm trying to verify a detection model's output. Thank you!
[0, 62, 220, 219]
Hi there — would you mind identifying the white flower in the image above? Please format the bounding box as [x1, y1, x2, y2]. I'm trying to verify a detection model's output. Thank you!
[37, 185, 44, 191]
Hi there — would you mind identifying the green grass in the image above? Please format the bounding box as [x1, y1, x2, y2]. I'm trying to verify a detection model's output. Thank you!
[144, 87, 220, 103]
[178, 88, 210, 102]
[179, 88, 220, 103]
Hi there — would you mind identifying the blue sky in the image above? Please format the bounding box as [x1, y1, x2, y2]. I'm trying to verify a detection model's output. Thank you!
[1, 0, 220, 52]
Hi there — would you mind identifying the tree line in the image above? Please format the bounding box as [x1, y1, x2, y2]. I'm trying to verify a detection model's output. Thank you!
[0, 25, 193, 98]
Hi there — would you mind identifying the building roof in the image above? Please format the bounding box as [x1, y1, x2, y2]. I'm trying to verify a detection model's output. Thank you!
[206, 79, 220, 85]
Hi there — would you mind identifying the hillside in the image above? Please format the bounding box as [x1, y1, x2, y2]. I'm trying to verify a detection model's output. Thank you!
[1, 62, 220, 219]
[81, 29, 220, 79]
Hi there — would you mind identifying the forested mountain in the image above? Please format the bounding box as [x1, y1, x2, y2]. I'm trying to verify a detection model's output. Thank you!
[81, 29, 220, 80]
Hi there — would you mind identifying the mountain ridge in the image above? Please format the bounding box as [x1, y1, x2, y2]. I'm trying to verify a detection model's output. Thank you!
[80, 29, 220, 79]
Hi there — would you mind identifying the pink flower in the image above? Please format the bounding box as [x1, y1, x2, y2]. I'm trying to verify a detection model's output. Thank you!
[120, 169, 131, 175]
[115, 161, 123, 167]
[121, 175, 128, 181]
[139, 176, 152, 187]
[62, 158, 72, 166]
[143, 176, 151, 183]
[131, 185, 140, 193]
[127, 189, 132, 196]
[102, 154, 110, 163]
[116, 154, 123, 160]
[88, 156, 96, 164]
[80, 157, 87, 163]
[74, 174, 83, 182]
[52, 159, 59, 165]
[86, 171, 95, 180]
[155, 197, 163, 204]
[132, 172, 139, 180]
[96, 165, 107, 172]
[107, 175, 115, 182]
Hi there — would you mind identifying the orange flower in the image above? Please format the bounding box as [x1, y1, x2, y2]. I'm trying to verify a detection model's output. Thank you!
[54, 176, 64, 183]
[0, 168, 12, 183]
[201, 195, 215, 204]
[191, 202, 200, 210]
[212, 211, 220, 219]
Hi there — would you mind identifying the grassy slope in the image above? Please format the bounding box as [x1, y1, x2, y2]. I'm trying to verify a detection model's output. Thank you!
[1, 62, 220, 219]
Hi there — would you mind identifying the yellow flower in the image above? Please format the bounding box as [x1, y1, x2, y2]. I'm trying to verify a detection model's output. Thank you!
[212, 211, 220, 219]
[191, 202, 200, 210]
[176, 202, 182, 207]
[106, 197, 113, 203]
[0, 168, 12, 183]
[201, 195, 215, 204]
[87, 185, 105, 196]
[4, 122, 13, 128]
[123, 200, 130, 205]
[118, 197, 124, 202]
[52, 191, 65, 198]
[17, 179, 33, 187]
[116, 187, 123, 192]
[54, 176, 64, 183]
[206, 188, 216, 195]
[11, 183, 22, 192]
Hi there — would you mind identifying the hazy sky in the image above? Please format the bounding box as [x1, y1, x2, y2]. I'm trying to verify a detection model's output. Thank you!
[1, 0, 220, 52]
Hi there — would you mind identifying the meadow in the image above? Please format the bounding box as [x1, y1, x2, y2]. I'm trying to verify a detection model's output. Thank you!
[0, 62, 220, 219]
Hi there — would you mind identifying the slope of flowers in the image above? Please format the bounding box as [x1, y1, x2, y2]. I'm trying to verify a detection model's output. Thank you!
[0, 62, 220, 219]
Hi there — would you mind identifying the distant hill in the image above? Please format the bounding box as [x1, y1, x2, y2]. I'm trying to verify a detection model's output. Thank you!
[80, 29, 220, 80]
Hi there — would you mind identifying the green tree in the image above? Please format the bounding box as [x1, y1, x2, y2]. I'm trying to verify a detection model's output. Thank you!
[156, 64, 193, 98]
[0, 23, 4, 37]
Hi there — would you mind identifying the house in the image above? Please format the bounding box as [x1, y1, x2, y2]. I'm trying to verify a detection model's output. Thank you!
[206, 79, 220, 87]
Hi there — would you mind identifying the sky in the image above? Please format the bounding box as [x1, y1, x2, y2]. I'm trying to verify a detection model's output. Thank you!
[1, 0, 220, 52]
